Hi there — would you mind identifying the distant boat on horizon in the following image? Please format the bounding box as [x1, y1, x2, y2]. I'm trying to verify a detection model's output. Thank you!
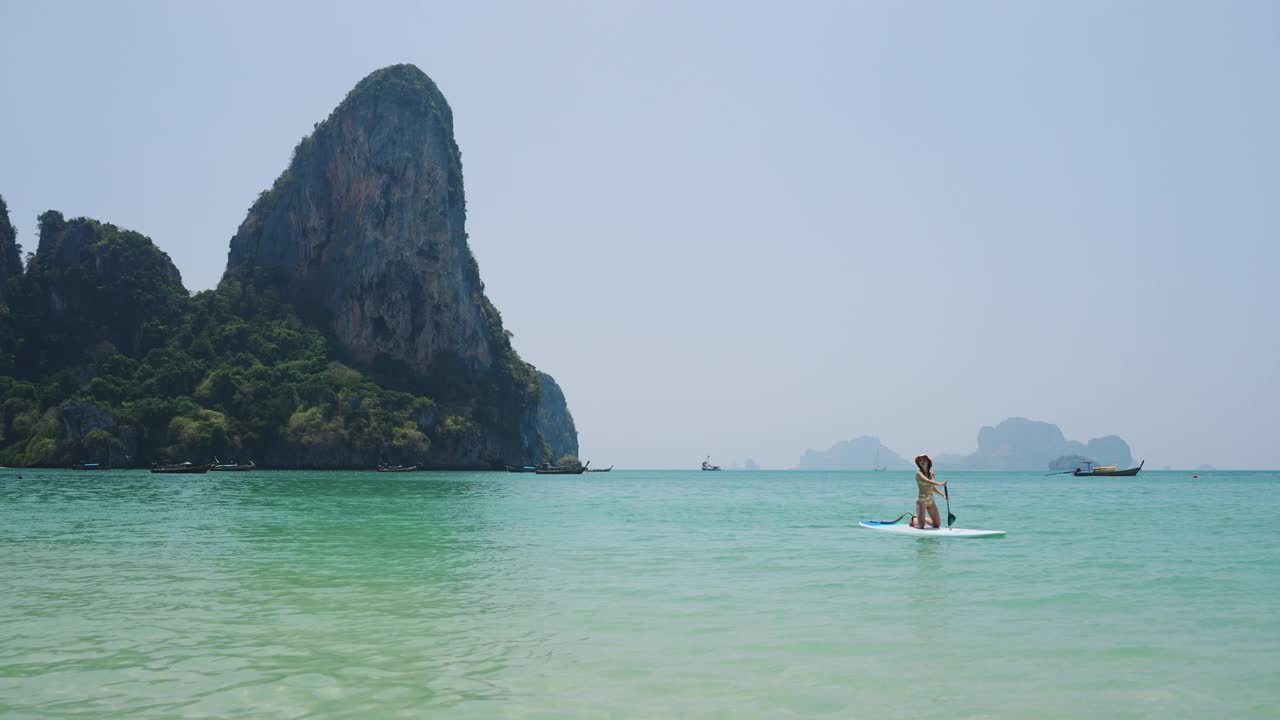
[872, 447, 886, 472]
[701, 456, 722, 471]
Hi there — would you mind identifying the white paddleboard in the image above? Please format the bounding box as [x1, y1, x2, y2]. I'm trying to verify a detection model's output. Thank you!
[859, 521, 1005, 538]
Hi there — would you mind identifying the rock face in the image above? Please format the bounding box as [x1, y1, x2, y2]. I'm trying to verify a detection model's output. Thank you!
[532, 372, 577, 461]
[223, 64, 575, 465]
[226, 64, 489, 375]
[0, 197, 18, 372]
[0, 195, 21, 291]
[56, 402, 138, 467]
[794, 436, 913, 470]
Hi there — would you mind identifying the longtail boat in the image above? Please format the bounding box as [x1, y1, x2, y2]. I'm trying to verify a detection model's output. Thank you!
[151, 462, 213, 474]
[1074, 460, 1144, 477]
[377, 464, 419, 473]
[535, 461, 589, 475]
[212, 459, 256, 471]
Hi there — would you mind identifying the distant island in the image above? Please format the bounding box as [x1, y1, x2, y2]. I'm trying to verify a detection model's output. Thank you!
[794, 437, 913, 471]
[796, 418, 1134, 471]
[0, 65, 576, 469]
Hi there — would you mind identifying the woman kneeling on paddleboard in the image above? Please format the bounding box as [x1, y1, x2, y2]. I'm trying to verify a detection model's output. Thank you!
[911, 455, 947, 529]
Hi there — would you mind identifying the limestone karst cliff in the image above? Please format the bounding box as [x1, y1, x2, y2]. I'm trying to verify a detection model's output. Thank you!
[226, 65, 489, 376]
[0, 65, 576, 469]
[223, 64, 575, 466]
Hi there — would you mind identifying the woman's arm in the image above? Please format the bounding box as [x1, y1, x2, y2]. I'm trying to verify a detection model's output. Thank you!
[916, 471, 947, 488]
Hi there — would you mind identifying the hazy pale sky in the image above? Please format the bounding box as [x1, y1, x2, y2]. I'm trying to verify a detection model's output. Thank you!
[2, 1, 1276, 469]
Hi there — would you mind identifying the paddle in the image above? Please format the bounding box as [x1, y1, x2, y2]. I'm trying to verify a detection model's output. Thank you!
[877, 478, 956, 528]
[944, 484, 956, 528]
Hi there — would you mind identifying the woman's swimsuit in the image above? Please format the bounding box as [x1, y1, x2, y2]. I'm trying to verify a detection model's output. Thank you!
[916, 472, 938, 507]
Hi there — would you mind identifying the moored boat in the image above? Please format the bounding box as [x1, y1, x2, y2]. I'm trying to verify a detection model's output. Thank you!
[506, 465, 538, 473]
[72, 462, 111, 470]
[587, 465, 613, 473]
[1074, 460, 1144, 477]
[535, 461, 589, 475]
[377, 464, 419, 473]
[212, 459, 256, 471]
[150, 462, 213, 474]
[701, 456, 721, 471]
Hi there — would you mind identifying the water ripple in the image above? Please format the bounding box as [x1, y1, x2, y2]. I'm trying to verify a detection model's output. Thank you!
[0, 469, 1276, 718]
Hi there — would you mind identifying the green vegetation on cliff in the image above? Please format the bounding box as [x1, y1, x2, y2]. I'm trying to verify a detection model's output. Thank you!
[0, 65, 576, 468]
[0, 212, 561, 468]
[10, 211, 188, 372]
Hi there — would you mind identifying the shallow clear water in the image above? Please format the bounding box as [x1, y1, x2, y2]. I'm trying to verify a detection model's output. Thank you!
[1, 469, 1277, 718]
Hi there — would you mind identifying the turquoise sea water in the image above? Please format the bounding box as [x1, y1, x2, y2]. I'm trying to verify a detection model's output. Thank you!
[1, 469, 1277, 718]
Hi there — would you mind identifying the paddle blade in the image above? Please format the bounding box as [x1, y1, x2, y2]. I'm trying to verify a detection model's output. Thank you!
[943, 485, 955, 527]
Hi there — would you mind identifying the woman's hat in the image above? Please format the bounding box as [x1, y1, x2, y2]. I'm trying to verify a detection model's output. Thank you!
[914, 454, 932, 467]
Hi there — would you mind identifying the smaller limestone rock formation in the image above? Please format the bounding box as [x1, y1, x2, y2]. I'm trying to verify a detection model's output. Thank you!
[15, 211, 186, 366]
[0, 196, 20, 373]
[0, 195, 21, 292]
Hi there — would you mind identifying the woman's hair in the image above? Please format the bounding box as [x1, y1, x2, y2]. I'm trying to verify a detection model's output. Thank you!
[915, 454, 933, 478]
